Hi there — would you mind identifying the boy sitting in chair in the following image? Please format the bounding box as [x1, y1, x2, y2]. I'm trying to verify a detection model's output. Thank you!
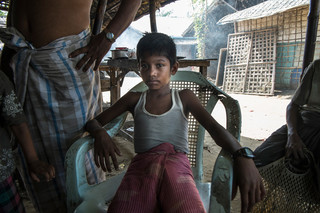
[86, 32, 265, 213]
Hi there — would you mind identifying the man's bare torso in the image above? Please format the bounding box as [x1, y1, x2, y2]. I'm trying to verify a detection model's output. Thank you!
[11, 0, 93, 48]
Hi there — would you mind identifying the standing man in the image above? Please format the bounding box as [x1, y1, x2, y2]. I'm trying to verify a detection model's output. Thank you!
[0, 0, 142, 212]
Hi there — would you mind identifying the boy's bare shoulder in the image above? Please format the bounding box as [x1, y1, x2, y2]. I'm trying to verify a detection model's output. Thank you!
[122, 91, 142, 105]
[178, 89, 196, 99]
[178, 89, 198, 107]
[120, 91, 142, 113]
[127, 91, 142, 97]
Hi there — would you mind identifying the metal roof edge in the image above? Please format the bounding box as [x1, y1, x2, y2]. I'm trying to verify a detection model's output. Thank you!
[217, 0, 309, 25]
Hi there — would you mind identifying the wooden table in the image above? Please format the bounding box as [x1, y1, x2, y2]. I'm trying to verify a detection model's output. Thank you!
[99, 59, 212, 104]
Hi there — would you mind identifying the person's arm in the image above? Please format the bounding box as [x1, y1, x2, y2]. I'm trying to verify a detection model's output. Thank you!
[86, 92, 139, 172]
[10, 122, 55, 182]
[69, 0, 142, 72]
[285, 61, 315, 160]
[285, 101, 305, 159]
[180, 89, 265, 213]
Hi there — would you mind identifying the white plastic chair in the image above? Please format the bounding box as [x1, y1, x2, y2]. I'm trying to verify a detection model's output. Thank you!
[65, 71, 241, 213]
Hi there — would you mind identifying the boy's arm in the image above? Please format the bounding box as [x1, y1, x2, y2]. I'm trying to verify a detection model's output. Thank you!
[10, 122, 55, 182]
[85, 92, 140, 172]
[180, 89, 265, 213]
[85, 118, 121, 172]
[180, 89, 241, 152]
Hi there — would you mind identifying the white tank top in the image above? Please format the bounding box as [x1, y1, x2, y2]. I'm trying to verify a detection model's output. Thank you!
[133, 89, 189, 153]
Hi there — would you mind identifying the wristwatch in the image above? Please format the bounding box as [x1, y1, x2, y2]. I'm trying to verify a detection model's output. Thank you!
[104, 31, 116, 43]
[232, 147, 255, 159]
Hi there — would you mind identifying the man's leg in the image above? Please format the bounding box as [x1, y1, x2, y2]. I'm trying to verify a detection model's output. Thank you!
[254, 125, 288, 167]
[85, 149, 106, 184]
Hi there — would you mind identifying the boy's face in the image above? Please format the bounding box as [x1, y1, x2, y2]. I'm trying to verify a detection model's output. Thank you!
[139, 53, 178, 90]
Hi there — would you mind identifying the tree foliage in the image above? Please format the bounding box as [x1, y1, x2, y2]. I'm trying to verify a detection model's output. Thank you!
[191, 0, 208, 58]
[0, 10, 7, 17]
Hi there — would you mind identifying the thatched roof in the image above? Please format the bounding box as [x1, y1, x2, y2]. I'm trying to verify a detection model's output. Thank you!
[91, 0, 177, 25]
[0, 0, 178, 26]
[217, 0, 309, 25]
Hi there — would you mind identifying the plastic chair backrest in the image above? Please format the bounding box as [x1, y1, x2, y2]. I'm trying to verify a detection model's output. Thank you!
[65, 71, 241, 213]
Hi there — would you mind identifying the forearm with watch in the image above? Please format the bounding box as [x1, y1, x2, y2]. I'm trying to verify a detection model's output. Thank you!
[232, 147, 255, 160]
[102, 0, 142, 44]
[208, 123, 255, 160]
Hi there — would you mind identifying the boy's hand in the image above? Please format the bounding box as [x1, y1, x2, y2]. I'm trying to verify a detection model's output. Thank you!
[233, 157, 265, 213]
[93, 128, 121, 172]
[27, 160, 55, 182]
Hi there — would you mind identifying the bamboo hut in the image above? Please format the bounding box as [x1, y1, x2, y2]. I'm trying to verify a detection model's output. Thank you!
[218, 0, 320, 95]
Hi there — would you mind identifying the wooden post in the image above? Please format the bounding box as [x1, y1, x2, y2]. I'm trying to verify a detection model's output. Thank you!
[108, 68, 121, 105]
[242, 32, 254, 93]
[302, 0, 320, 76]
[216, 48, 227, 86]
[149, 0, 157, 32]
[92, 0, 108, 35]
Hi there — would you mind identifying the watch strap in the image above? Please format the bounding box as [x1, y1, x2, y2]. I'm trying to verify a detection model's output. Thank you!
[232, 147, 255, 159]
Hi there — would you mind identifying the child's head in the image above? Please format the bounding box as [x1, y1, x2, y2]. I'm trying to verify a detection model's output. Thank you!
[136, 32, 177, 67]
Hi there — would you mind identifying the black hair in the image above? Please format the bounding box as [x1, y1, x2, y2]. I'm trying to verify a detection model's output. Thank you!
[136, 32, 177, 67]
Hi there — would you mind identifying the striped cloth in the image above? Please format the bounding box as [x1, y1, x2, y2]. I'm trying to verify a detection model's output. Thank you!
[108, 143, 206, 213]
[0, 27, 105, 212]
[0, 175, 25, 213]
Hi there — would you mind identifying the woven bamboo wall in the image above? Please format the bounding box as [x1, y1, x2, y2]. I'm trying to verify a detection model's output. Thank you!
[234, 6, 320, 90]
[223, 29, 276, 95]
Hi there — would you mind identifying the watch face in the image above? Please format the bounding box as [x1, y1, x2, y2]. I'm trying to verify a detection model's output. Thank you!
[243, 148, 255, 158]
[106, 32, 114, 39]
[105, 32, 115, 43]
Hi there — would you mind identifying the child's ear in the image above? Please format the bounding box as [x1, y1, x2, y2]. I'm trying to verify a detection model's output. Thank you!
[170, 61, 179, 75]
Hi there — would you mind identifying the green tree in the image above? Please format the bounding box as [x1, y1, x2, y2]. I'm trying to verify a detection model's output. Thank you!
[0, 10, 7, 17]
[158, 10, 173, 17]
[192, 0, 208, 58]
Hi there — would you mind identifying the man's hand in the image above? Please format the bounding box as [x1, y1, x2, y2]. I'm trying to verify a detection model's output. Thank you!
[93, 128, 121, 172]
[233, 157, 265, 213]
[69, 32, 112, 72]
[286, 132, 306, 160]
[28, 160, 55, 182]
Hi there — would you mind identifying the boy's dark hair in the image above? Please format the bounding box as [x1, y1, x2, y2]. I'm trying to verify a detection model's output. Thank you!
[136, 32, 177, 67]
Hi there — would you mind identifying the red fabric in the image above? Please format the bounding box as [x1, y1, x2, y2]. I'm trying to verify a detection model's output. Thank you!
[108, 143, 206, 213]
[0, 175, 25, 213]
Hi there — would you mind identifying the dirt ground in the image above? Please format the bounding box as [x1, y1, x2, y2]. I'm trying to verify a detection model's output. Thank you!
[22, 76, 294, 212]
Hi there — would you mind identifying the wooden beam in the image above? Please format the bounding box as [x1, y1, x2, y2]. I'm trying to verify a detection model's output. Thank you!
[92, 0, 108, 35]
[302, 0, 320, 76]
[216, 48, 227, 86]
[149, 0, 157, 32]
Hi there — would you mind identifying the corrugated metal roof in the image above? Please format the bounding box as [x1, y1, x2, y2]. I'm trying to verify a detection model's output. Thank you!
[217, 0, 309, 25]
